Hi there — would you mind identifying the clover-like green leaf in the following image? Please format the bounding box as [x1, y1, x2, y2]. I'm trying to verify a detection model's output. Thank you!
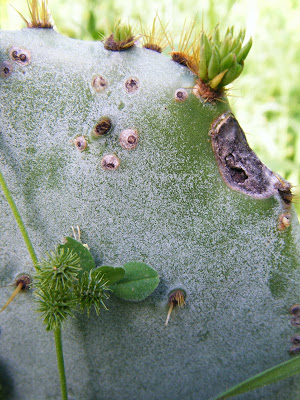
[96, 266, 125, 285]
[109, 262, 159, 301]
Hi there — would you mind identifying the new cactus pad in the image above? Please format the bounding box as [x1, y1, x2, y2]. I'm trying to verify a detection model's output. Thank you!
[0, 6, 299, 400]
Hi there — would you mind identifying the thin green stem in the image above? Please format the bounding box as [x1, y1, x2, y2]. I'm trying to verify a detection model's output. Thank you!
[54, 326, 68, 400]
[0, 167, 38, 267]
[0, 166, 69, 398]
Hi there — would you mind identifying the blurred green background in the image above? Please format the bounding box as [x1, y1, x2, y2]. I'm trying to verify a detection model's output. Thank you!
[1, 0, 300, 216]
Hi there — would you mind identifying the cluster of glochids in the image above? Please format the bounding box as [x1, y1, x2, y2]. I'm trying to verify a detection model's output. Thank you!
[12, 0, 53, 29]
[289, 304, 300, 355]
[73, 114, 139, 170]
[14, 2, 252, 102]
[103, 18, 252, 101]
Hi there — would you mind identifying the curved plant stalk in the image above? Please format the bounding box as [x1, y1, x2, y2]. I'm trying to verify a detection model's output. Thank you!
[0, 167, 38, 266]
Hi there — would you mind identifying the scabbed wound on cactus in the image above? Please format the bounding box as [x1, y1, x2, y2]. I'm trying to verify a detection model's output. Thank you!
[0, 21, 300, 400]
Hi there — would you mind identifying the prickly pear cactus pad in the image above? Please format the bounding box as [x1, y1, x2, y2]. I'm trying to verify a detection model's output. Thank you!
[0, 24, 300, 400]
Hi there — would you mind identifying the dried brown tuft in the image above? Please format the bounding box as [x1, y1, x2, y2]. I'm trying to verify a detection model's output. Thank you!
[193, 79, 224, 102]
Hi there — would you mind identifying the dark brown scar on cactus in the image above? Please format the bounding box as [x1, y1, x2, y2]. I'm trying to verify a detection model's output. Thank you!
[174, 88, 189, 102]
[93, 117, 112, 136]
[165, 289, 186, 326]
[125, 77, 139, 93]
[278, 213, 291, 231]
[9, 48, 31, 66]
[193, 79, 224, 102]
[290, 345, 300, 355]
[291, 335, 300, 345]
[0, 61, 12, 78]
[290, 304, 300, 327]
[210, 111, 292, 200]
[74, 136, 88, 151]
[0, 275, 31, 312]
[290, 304, 300, 315]
[101, 154, 120, 171]
[119, 129, 139, 150]
[92, 75, 108, 92]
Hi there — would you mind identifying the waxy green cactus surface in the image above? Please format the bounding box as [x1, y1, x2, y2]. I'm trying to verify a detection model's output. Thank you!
[0, 28, 300, 400]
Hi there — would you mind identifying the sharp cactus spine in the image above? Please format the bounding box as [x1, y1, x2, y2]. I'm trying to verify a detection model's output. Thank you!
[140, 14, 168, 53]
[11, 0, 53, 28]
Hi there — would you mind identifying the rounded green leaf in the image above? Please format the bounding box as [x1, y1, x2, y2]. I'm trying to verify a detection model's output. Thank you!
[96, 266, 125, 285]
[109, 262, 159, 301]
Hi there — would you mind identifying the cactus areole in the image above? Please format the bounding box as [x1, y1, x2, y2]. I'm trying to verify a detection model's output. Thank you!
[0, 27, 300, 400]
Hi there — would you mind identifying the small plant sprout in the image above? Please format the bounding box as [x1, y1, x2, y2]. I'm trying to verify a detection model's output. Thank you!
[165, 289, 186, 326]
[11, 0, 53, 29]
[71, 225, 89, 249]
[140, 14, 168, 53]
[0, 274, 31, 313]
[103, 20, 136, 51]
[193, 25, 252, 101]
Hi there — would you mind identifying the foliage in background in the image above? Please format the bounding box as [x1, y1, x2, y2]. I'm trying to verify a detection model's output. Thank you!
[1, 0, 299, 216]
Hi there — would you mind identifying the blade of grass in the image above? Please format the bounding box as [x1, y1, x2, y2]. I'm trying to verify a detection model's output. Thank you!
[211, 355, 300, 400]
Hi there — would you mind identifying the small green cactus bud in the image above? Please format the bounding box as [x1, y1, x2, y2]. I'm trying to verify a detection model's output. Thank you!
[219, 33, 233, 59]
[236, 37, 253, 63]
[198, 44, 207, 80]
[219, 52, 234, 71]
[194, 24, 252, 99]
[207, 47, 220, 80]
[103, 20, 136, 51]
